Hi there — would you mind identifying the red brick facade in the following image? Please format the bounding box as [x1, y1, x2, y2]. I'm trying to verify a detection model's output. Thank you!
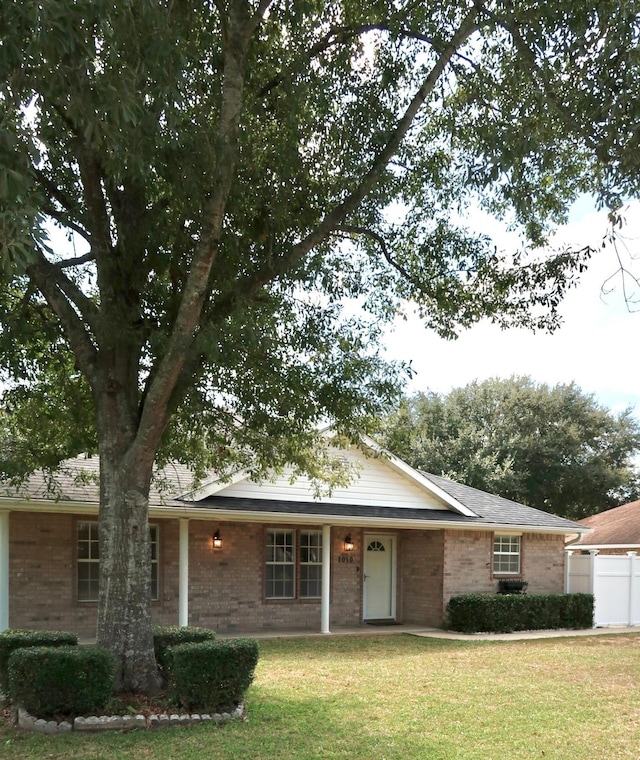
[7, 511, 567, 636]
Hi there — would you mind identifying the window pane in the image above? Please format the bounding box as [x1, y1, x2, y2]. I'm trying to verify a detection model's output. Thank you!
[493, 535, 521, 574]
[300, 564, 322, 598]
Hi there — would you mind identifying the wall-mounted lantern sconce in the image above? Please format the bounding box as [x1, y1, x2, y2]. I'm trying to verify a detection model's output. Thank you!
[344, 533, 354, 552]
[213, 530, 222, 550]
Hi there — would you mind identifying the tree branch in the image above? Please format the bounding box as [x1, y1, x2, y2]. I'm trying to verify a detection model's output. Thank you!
[32, 243, 100, 326]
[134, 0, 257, 463]
[25, 257, 99, 382]
[213, 6, 481, 309]
[336, 225, 424, 290]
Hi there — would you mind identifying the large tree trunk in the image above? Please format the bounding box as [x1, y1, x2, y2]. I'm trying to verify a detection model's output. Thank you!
[96, 447, 162, 693]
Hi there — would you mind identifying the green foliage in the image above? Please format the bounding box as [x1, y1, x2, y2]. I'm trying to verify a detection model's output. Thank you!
[7, 645, 115, 718]
[168, 638, 259, 713]
[0, 629, 78, 693]
[152, 626, 216, 683]
[380, 377, 640, 519]
[446, 593, 594, 633]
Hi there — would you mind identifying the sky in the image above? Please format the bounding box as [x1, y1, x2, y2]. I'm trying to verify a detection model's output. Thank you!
[382, 198, 640, 418]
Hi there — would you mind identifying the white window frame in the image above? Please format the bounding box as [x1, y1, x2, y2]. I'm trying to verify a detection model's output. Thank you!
[493, 534, 521, 575]
[77, 520, 159, 601]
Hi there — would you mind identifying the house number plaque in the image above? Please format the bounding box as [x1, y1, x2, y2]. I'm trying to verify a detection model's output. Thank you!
[338, 554, 354, 563]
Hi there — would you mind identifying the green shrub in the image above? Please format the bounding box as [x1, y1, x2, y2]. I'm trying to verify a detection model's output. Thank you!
[153, 625, 216, 682]
[0, 629, 78, 693]
[168, 638, 259, 712]
[446, 593, 594, 634]
[8, 645, 115, 718]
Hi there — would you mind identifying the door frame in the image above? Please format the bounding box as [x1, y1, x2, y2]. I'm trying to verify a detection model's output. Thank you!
[362, 533, 397, 621]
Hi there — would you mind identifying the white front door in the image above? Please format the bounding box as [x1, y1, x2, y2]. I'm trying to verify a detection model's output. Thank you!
[363, 534, 396, 620]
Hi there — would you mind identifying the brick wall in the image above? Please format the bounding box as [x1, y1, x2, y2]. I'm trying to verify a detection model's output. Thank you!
[399, 530, 445, 627]
[10, 512, 97, 636]
[522, 533, 566, 594]
[8, 512, 181, 637]
[7, 511, 570, 636]
[442, 530, 495, 619]
[7, 513, 366, 635]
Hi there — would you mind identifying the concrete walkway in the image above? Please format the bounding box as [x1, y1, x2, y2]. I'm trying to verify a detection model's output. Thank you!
[217, 623, 640, 642]
[409, 625, 640, 642]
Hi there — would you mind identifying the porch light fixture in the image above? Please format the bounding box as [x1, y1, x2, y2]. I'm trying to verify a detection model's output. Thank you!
[213, 530, 222, 550]
[344, 534, 354, 552]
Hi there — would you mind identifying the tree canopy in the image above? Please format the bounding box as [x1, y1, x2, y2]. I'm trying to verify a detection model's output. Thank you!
[1, 0, 639, 691]
[380, 377, 640, 520]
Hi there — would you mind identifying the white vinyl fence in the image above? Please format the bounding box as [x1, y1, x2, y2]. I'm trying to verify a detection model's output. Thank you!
[565, 550, 640, 627]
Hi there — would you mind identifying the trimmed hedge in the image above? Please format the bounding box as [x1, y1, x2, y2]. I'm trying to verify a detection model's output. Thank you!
[168, 638, 259, 712]
[0, 629, 78, 693]
[153, 625, 216, 682]
[7, 645, 115, 718]
[446, 593, 594, 634]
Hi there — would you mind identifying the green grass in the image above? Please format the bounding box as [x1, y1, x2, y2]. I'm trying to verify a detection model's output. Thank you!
[3, 633, 640, 759]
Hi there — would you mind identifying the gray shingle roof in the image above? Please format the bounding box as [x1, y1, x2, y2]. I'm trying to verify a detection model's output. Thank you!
[421, 472, 583, 532]
[0, 456, 193, 508]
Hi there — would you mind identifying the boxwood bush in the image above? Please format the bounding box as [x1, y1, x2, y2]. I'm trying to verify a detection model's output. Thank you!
[153, 625, 216, 682]
[168, 638, 259, 712]
[8, 645, 115, 718]
[0, 629, 78, 693]
[446, 593, 594, 634]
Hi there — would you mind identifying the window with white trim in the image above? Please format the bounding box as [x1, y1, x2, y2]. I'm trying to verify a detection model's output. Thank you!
[265, 529, 323, 600]
[77, 521, 159, 601]
[493, 534, 521, 574]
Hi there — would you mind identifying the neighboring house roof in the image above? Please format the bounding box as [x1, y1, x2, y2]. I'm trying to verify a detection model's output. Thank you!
[0, 444, 587, 537]
[571, 500, 640, 548]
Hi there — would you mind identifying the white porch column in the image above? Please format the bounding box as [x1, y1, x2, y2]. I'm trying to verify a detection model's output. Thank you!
[321, 524, 331, 634]
[178, 519, 189, 627]
[0, 511, 8, 631]
[627, 552, 637, 626]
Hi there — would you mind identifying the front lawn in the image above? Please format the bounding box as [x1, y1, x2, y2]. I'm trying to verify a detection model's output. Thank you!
[2, 633, 640, 759]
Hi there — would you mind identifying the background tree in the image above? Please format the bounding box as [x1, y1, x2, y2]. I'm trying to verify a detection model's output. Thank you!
[1, 1, 638, 691]
[380, 377, 640, 520]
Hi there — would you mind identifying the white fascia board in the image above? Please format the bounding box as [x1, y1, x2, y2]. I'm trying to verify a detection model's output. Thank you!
[568, 543, 640, 550]
[0, 497, 98, 515]
[359, 435, 477, 517]
[179, 469, 250, 501]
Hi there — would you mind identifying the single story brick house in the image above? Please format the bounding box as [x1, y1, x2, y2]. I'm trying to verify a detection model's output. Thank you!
[0, 437, 588, 637]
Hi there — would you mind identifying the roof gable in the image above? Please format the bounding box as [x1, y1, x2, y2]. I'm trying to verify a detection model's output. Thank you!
[185, 442, 476, 517]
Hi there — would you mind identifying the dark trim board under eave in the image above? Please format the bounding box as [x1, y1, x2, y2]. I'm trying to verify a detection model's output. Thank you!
[180, 494, 583, 533]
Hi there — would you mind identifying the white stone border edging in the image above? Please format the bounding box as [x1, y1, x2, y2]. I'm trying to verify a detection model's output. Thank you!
[17, 703, 244, 734]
